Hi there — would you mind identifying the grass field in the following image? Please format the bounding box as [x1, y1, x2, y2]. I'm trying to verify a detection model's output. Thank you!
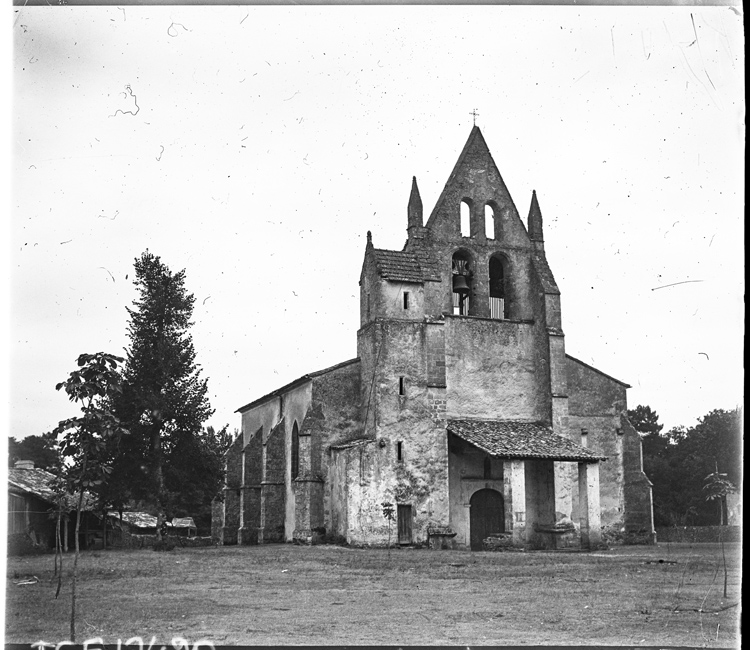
[4, 542, 741, 646]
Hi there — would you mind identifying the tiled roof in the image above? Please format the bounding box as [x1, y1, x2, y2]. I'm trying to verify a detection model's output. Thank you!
[447, 419, 605, 462]
[109, 512, 196, 529]
[8, 467, 97, 510]
[408, 244, 442, 281]
[372, 249, 425, 283]
[172, 517, 196, 529]
[117, 512, 158, 528]
[7, 467, 60, 502]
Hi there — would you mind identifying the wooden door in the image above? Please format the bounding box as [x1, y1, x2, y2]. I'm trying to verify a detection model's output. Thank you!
[470, 489, 505, 551]
[397, 504, 412, 545]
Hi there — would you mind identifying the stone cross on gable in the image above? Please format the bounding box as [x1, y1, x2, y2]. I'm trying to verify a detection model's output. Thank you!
[470, 109, 479, 126]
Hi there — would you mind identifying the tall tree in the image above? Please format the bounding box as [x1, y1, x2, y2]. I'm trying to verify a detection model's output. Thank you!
[109, 251, 214, 536]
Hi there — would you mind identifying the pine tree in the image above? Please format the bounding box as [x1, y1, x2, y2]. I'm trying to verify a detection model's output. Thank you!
[110, 251, 214, 538]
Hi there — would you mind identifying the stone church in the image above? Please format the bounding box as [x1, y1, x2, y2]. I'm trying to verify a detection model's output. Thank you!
[218, 126, 655, 551]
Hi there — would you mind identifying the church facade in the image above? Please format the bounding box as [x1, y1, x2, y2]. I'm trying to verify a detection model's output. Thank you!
[218, 127, 655, 550]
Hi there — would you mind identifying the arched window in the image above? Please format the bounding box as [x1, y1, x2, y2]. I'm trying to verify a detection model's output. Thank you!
[484, 204, 495, 240]
[452, 251, 472, 316]
[291, 422, 299, 479]
[460, 200, 471, 237]
[489, 255, 507, 320]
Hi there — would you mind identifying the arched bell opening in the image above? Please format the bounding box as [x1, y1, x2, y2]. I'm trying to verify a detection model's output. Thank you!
[489, 254, 508, 320]
[451, 250, 473, 316]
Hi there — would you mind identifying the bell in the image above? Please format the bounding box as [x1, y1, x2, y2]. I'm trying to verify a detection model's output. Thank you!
[452, 274, 471, 295]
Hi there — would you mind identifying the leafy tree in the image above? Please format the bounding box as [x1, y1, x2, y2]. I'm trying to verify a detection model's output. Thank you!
[109, 251, 215, 538]
[637, 406, 742, 527]
[8, 434, 60, 470]
[51, 352, 128, 641]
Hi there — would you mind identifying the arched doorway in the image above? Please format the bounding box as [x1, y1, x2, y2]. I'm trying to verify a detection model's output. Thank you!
[470, 488, 505, 551]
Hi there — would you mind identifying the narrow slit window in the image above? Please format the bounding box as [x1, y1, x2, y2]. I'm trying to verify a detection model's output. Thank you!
[397, 441, 403, 462]
[460, 200, 471, 237]
[291, 422, 300, 479]
[485, 205, 495, 239]
[484, 456, 492, 479]
[403, 292, 409, 310]
[398, 376, 405, 396]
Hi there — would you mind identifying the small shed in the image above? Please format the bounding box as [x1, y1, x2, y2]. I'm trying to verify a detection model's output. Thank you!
[171, 517, 198, 537]
[7, 460, 97, 553]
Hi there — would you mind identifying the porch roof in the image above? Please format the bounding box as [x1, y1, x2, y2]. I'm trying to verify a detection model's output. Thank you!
[447, 419, 606, 462]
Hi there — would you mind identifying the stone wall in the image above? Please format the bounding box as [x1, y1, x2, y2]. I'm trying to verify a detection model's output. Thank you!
[445, 316, 550, 422]
[655, 526, 741, 543]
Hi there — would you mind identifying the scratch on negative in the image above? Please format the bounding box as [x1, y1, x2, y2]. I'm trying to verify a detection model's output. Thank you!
[651, 280, 704, 291]
[156, 145, 165, 161]
[167, 22, 190, 37]
[110, 85, 140, 118]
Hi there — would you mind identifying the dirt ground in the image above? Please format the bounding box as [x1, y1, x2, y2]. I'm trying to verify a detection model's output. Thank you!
[4, 541, 741, 646]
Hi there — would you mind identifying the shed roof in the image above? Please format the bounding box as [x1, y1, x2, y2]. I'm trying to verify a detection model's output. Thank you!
[7, 467, 97, 510]
[109, 512, 197, 529]
[171, 517, 197, 528]
[447, 419, 606, 462]
[7, 467, 60, 502]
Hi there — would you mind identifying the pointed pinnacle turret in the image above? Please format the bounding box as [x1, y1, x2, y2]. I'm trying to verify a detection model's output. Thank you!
[366, 230, 373, 249]
[407, 176, 423, 231]
[528, 190, 544, 243]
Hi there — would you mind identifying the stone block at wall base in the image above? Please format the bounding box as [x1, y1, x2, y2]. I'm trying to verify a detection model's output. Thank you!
[427, 526, 456, 550]
[531, 522, 580, 550]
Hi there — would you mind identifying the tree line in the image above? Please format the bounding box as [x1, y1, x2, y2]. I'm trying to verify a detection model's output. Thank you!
[628, 404, 742, 527]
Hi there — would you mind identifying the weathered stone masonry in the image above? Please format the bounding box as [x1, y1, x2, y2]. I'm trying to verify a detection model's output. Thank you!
[218, 126, 655, 550]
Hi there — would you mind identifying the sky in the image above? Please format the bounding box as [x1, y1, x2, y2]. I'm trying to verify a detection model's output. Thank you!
[7, 5, 745, 443]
